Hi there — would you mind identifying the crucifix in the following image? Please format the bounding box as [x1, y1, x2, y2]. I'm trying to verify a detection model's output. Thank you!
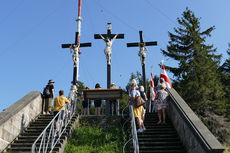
[62, 32, 91, 85]
[94, 23, 124, 115]
[127, 31, 157, 93]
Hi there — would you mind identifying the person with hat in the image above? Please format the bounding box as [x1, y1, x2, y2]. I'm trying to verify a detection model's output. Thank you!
[128, 79, 146, 133]
[43, 80, 55, 115]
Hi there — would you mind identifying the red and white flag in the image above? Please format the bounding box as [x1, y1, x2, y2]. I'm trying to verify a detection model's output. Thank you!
[160, 65, 172, 88]
[150, 72, 156, 101]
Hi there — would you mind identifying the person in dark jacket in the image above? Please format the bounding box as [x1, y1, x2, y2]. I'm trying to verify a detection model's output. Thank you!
[43, 80, 55, 115]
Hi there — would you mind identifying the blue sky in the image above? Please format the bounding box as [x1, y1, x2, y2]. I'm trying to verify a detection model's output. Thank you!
[0, 0, 230, 111]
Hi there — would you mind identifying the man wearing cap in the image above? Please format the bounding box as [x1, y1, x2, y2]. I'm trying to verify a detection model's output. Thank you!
[43, 80, 55, 115]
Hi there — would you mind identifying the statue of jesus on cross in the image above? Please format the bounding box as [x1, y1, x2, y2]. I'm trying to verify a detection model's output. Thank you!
[138, 45, 148, 65]
[99, 34, 118, 65]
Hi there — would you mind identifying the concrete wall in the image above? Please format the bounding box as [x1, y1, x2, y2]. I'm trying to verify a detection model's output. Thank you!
[167, 88, 224, 153]
[0, 91, 42, 152]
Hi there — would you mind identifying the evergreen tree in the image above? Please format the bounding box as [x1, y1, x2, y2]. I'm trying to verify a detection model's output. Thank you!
[161, 8, 224, 112]
[219, 44, 230, 116]
[220, 43, 230, 75]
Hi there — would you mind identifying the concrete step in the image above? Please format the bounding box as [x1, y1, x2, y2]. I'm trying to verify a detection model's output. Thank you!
[10, 146, 60, 152]
[30, 122, 50, 126]
[138, 134, 178, 138]
[13, 139, 64, 144]
[139, 145, 184, 150]
[25, 126, 71, 132]
[139, 150, 186, 153]
[11, 142, 62, 148]
[142, 127, 175, 131]
[138, 137, 180, 142]
[139, 141, 182, 146]
[138, 130, 177, 135]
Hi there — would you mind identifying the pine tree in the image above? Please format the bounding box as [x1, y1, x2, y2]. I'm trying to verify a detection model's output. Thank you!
[161, 8, 224, 112]
[219, 44, 230, 116]
[220, 43, 230, 75]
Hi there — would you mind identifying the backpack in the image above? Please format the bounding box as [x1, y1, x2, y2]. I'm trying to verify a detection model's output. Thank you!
[43, 85, 51, 96]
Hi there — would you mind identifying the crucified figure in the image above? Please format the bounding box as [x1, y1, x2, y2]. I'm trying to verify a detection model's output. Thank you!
[99, 34, 118, 65]
[70, 44, 80, 67]
[138, 46, 148, 65]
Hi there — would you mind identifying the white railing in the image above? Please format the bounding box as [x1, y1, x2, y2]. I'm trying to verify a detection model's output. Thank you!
[31, 95, 77, 153]
[123, 105, 139, 153]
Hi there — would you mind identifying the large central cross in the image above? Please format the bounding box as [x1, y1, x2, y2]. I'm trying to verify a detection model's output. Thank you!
[127, 31, 157, 93]
[94, 23, 124, 89]
[62, 32, 91, 85]
[94, 23, 124, 115]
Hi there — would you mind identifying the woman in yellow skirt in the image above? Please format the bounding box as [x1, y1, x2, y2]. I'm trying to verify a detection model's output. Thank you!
[129, 79, 146, 133]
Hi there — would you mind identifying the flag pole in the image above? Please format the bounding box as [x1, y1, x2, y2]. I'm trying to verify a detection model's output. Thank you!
[149, 66, 153, 113]
[77, 0, 82, 40]
[75, 0, 82, 82]
[158, 60, 164, 86]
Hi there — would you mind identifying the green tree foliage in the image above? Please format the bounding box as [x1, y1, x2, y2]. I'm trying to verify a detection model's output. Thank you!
[219, 44, 230, 117]
[220, 43, 230, 76]
[76, 81, 85, 114]
[161, 8, 224, 112]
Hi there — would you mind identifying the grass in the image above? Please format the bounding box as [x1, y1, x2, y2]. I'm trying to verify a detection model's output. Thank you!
[224, 145, 230, 153]
[64, 124, 128, 153]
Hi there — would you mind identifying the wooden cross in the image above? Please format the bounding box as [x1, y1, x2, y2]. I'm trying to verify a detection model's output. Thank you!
[127, 30, 157, 93]
[94, 23, 124, 89]
[62, 32, 91, 85]
[94, 23, 124, 115]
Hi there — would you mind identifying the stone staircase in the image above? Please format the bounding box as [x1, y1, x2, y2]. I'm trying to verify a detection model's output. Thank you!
[7, 113, 77, 153]
[137, 112, 186, 153]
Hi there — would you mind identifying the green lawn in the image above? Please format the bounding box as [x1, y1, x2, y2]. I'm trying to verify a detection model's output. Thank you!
[64, 125, 128, 153]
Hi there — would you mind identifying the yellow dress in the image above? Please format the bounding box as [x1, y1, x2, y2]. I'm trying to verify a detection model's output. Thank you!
[131, 89, 143, 119]
[133, 106, 143, 118]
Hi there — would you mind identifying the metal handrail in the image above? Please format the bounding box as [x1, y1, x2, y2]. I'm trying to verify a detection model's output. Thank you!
[123, 105, 139, 153]
[121, 104, 129, 118]
[31, 92, 77, 153]
[129, 105, 139, 153]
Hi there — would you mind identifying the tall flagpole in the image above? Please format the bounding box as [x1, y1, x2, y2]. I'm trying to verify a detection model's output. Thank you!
[157, 60, 164, 87]
[77, 0, 82, 41]
[75, 0, 82, 82]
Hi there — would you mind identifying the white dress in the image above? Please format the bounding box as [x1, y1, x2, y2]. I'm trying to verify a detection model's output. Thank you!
[156, 90, 168, 110]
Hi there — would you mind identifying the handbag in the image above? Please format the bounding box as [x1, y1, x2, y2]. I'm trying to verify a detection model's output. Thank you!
[134, 96, 146, 108]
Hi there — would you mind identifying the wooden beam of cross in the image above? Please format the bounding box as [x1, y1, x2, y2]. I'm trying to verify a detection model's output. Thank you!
[94, 23, 124, 40]
[127, 30, 157, 93]
[62, 32, 91, 49]
[127, 31, 157, 48]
